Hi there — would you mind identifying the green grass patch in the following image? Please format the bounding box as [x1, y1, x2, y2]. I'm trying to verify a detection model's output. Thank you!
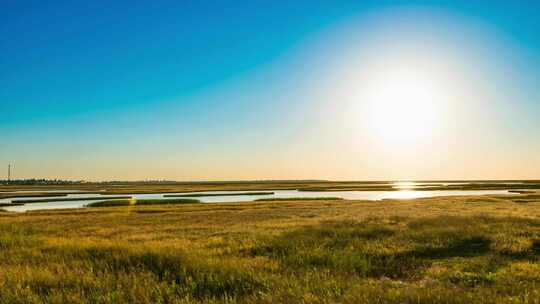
[507, 194, 540, 203]
[299, 186, 398, 191]
[13, 196, 133, 204]
[0, 193, 69, 199]
[86, 198, 200, 207]
[0, 223, 40, 249]
[250, 216, 540, 283]
[165, 191, 274, 197]
[0, 202, 25, 207]
[86, 200, 133, 207]
[255, 197, 344, 201]
[135, 198, 201, 205]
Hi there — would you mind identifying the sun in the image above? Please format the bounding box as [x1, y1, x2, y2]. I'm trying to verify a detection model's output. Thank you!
[361, 67, 443, 145]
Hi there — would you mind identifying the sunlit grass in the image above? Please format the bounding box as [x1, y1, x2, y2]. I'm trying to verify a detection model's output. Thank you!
[1, 192, 540, 303]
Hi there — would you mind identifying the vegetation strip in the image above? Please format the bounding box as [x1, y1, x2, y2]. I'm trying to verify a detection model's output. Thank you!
[2, 181, 540, 197]
[86, 198, 201, 207]
[255, 197, 344, 201]
[164, 191, 274, 197]
[299, 187, 398, 191]
[0, 193, 69, 200]
[0, 203, 25, 207]
[13, 196, 133, 204]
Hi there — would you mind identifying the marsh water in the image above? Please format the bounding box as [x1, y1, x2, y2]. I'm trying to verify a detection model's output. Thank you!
[0, 187, 512, 212]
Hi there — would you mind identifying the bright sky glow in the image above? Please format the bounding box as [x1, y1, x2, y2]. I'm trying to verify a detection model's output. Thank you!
[1, 1, 539, 181]
[361, 64, 444, 145]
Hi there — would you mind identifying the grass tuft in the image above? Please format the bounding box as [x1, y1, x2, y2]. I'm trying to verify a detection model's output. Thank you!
[86, 198, 200, 207]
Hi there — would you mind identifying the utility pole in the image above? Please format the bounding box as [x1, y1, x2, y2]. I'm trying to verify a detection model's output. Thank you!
[7, 164, 10, 183]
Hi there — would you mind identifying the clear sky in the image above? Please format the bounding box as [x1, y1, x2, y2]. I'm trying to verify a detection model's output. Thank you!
[1, 0, 539, 181]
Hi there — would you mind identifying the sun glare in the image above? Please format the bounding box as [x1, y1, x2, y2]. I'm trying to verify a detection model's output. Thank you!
[360, 65, 444, 145]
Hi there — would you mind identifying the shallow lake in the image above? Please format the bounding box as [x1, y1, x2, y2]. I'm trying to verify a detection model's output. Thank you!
[0, 188, 512, 212]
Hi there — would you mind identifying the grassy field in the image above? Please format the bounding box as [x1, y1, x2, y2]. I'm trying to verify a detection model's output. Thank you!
[2, 180, 540, 199]
[1, 192, 540, 303]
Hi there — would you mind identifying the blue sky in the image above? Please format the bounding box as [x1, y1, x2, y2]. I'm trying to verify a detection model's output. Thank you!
[1, 1, 539, 180]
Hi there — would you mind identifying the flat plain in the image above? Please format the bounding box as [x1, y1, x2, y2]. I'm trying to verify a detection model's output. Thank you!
[1, 182, 540, 303]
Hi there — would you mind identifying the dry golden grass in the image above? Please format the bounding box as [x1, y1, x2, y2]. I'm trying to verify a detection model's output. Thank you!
[2, 180, 539, 198]
[1, 192, 540, 303]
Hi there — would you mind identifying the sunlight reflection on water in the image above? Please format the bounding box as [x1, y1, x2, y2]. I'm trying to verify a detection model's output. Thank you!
[0, 187, 512, 212]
